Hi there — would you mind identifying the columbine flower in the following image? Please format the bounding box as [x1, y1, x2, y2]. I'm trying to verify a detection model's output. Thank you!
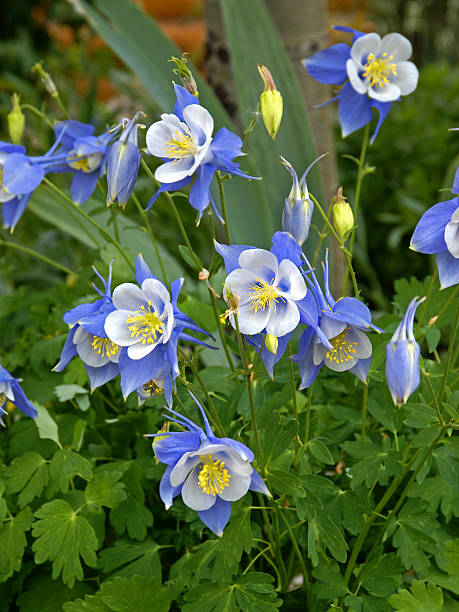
[281, 154, 326, 246]
[54, 120, 116, 205]
[106, 112, 145, 208]
[291, 253, 382, 387]
[145, 84, 255, 221]
[147, 393, 269, 536]
[410, 169, 459, 289]
[216, 231, 321, 377]
[104, 254, 213, 401]
[0, 365, 37, 425]
[304, 26, 418, 142]
[53, 261, 120, 391]
[386, 296, 425, 406]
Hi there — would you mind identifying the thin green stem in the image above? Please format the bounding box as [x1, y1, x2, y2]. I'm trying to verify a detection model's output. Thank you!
[217, 172, 231, 244]
[271, 507, 289, 592]
[243, 544, 272, 574]
[279, 510, 312, 608]
[435, 284, 459, 325]
[312, 199, 334, 267]
[421, 367, 445, 426]
[132, 193, 167, 283]
[0, 239, 76, 276]
[43, 178, 134, 272]
[438, 304, 459, 405]
[415, 269, 438, 332]
[110, 207, 120, 242]
[20, 104, 54, 129]
[287, 343, 298, 424]
[208, 289, 237, 375]
[242, 104, 261, 151]
[235, 316, 262, 457]
[165, 190, 203, 270]
[304, 384, 314, 444]
[361, 382, 369, 442]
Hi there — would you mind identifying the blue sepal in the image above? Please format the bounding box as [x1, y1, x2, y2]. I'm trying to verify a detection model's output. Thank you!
[214, 240, 254, 273]
[3, 154, 45, 195]
[453, 168, 459, 195]
[119, 346, 166, 399]
[291, 327, 322, 389]
[189, 163, 216, 216]
[304, 43, 350, 84]
[159, 464, 183, 509]
[249, 469, 271, 496]
[332, 25, 366, 41]
[86, 362, 119, 392]
[349, 355, 371, 383]
[1, 193, 32, 231]
[145, 177, 193, 211]
[436, 250, 459, 289]
[270, 231, 303, 267]
[71, 169, 99, 205]
[197, 497, 232, 536]
[11, 381, 38, 418]
[135, 253, 158, 285]
[154, 431, 201, 465]
[53, 326, 78, 372]
[339, 83, 373, 138]
[410, 198, 457, 254]
[173, 84, 199, 121]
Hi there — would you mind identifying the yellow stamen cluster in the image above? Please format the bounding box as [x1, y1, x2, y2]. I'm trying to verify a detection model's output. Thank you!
[362, 52, 397, 87]
[198, 454, 231, 496]
[248, 279, 284, 313]
[0, 392, 5, 407]
[70, 157, 91, 172]
[143, 380, 162, 397]
[165, 131, 198, 161]
[126, 301, 164, 344]
[91, 336, 119, 358]
[326, 327, 358, 364]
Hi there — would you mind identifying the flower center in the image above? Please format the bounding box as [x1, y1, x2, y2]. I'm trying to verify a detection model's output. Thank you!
[143, 380, 163, 397]
[165, 131, 198, 161]
[126, 301, 164, 344]
[198, 454, 231, 496]
[0, 392, 5, 407]
[248, 279, 283, 313]
[325, 327, 358, 364]
[91, 336, 119, 358]
[362, 52, 397, 87]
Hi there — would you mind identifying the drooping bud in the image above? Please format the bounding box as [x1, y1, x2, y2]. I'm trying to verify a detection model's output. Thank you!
[265, 334, 278, 355]
[7, 94, 25, 145]
[169, 53, 198, 97]
[32, 62, 58, 97]
[385, 296, 425, 407]
[281, 154, 327, 246]
[258, 64, 283, 140]
[333, 187, 354, 240]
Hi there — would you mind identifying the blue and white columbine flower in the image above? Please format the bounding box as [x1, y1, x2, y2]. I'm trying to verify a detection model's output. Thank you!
[104, 254, 213, 402]
[54, 261, 120, 391]
[410, 168, 459, 289]
[304, 26, 418, 142]
[292, 253, 382, 388]
[145, 84, 254, 221]
[106, 112, 145, 208]
[147, 393, 269, 536]
[386, 296, 425, 406]
[0, 365, 37, 425]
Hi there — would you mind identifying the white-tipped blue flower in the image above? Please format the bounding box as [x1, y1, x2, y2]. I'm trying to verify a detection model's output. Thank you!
[281, 154, 326, 246]
[385, 296, 425, 406]
[223, 247, 307, 337]
[106, 112, 145, 208]
[0, 365, 37, 425]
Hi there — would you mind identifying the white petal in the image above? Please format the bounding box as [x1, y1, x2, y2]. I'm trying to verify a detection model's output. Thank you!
[181, 466, 217, 511]
[224, 268, 259, 306]
[346, 59, 368, 94]
[145, 114, 189, 157]
[112, 283, 147, 311]
[277, 259, 307, 301]
[161, 302, 175, 344]
[391, 61, 418, 96]
[320, 316, 347, 340]
[141, 278, 171, 312]
[127, 342, 155, 360]
[313, 341, 326, 366]
[170, 452, 201, 486]
[76, 335, 109, 367]
[0, 189, 16, 203]
[104, 309, 138, 346]
[380, 32, 412, 62]
[350, 33, 381, 65]
[348, 328, 373, 359]
[368, 82, 401, 102]
[218, 472, 251, 502]
[73, 325, 89, 344]
[154, 156, 195, 183]
[238, 249, 278, 283]
[183, 104, 214, 146]
[0, 381, 14, 401]
[216, 449, 253, 477]
[234, 301, 270, 335]
[445, 221, 459, 258]
[265, 299, 300, 337]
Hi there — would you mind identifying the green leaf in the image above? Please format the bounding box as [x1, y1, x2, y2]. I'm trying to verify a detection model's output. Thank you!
[389, 581, 443, 611]
[85, 471, 126, 509]
[49, 448, 94, 494]
[17, 575, 93, 612]
[341, 440, 403, 487]
[0, 507, 33, 583]
[425, 327, 442, 353]
[266, 469, 305, 497]
[312, 561, 349, 599]
[72, 419, 88, 451]
[5, 451, 49, 507]
[32, 499, 98, 587]
[404, 403, 438, 428]
[358, 552, 403, 597]
[178, 245, 199, 271]
[308, 439, 335, 464]
[109, 463, 153, 541]
[33, 402, 61, 447]
[98, 539, 162, 581]
[183, 572, 282, 611]
[211, 506, 253, 580]
[55, 384, 88, 402]
[63, 576, 170, 612]
[261, 411, 297, 469]
[408, 476, 459, 521]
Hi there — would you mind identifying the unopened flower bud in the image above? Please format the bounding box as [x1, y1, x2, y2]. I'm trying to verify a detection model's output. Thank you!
[333, 188, 354, 239]
[265, 334, 278, 355]
[32, 62, 57, 97]
[169, 54, 198, 97]
[258, 64, 283, 140]
[198, 268, 209, 281]
[7, 94, 25, 145]
[224, 287, 240, 311]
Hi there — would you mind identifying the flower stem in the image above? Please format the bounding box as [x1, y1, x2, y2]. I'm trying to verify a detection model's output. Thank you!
[132, 193, 167, 283]
[242, 104, 261, 152]
[312, 198, 334, 267]
[415, 269, 438, 332]
[438, 304, 459, 405]
[0, 239, 76, 276]
[287, 343, 298, 424]
[43, 178, 134, 272]
[304, 384, 314, 444]
[421, 367, 445, 426]
[165, 190, 203, 270]
[110, 206, 120, 243]
[20, 104, 54, 129]
[279, 510, 312, 607]
[235, 316, 262, 457]
[361, 382, 369, 442]
[217, 172, 231, 244]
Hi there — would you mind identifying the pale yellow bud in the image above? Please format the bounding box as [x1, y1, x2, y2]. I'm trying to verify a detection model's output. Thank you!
[7, 94, 25, 145]
[258, 64, 283, 140]
[265, 334, 278, 355]
[333, 188, 354, 239]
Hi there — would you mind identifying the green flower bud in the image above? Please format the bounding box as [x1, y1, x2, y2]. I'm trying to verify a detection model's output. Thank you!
[333, 188, 354, 239]
[169, 53, 198, 97]
[7, 94, 25, 145]
[32, 62, 57, 97]
[258, 64, 283, 140]
[265, 334, 278, 355]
